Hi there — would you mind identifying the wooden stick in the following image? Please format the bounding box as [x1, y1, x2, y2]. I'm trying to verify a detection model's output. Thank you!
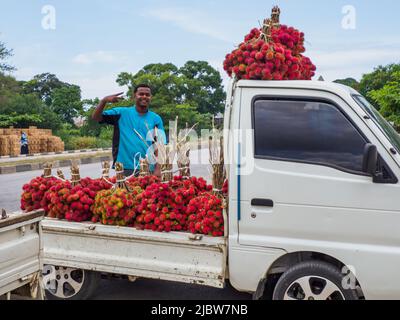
[102, 161, 111, 179]
[70, 164, 81, 187]
[43, 162, 53, 178]
[57, 169, 65, 180]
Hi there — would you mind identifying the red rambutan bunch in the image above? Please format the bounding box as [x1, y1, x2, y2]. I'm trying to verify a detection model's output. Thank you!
[91, 186, 142, 226]
[20, 176, 58, 212]
[223, 7, 316, 81]
[186, 194, 225, 237]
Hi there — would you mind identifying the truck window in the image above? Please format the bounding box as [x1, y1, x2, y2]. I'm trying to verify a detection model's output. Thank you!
[253, 99, 367, 173]
[353, 94, 400, 154]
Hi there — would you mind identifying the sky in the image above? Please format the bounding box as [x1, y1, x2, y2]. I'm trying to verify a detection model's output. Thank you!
[0, 0, 400, 100]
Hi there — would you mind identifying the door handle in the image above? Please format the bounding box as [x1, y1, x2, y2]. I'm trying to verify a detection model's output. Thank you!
[251, 199, 274, 207]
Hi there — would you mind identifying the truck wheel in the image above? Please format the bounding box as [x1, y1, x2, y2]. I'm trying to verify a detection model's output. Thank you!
[42, 265, 100, 300]
[272, 261, 359, 300]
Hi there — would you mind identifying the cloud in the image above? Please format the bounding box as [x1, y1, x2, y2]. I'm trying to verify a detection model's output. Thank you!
[143, 7, 234, 43]
[72, 51, 125, 65]
[308, 47, 400, 81]
[62, 74, 127, 100]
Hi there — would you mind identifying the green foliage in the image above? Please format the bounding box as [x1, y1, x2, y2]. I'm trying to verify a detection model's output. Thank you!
[335, 63, 400, 132]
[0, 40, 15, 72]
[22, 73, 69, 106]
[368, 71, 400, 129]
[68, 136, 98, 150]
[99, 126, 114, 141]
[0, 113, 42, 128]
[67, 136, 111, 150]
[51, 85, 83, 124]
[179, 61, 226, 115]
[54, 123, 80, 150]
[0, 74, 64, 131]
[334, 78, 360, 91]
[359, 64, 400, 98]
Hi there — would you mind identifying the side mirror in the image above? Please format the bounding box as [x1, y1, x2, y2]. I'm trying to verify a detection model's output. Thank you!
[362, 143, 377, 176]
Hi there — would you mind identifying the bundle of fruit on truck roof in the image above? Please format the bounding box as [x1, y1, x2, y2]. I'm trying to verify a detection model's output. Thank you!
[223, 6, 316, 80]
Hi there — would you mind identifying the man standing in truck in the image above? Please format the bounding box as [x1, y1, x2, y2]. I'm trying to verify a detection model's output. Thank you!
[92, 84, 164, 177]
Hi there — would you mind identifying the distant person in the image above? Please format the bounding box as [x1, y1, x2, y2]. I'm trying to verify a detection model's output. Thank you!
[20, 132, 29, 155]
[92, 84, 164, 177]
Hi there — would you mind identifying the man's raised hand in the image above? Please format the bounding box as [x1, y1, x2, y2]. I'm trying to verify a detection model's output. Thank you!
[102, 92, 124, 104]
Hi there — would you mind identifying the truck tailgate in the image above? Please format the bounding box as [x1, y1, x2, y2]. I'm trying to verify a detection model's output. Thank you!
[42, 218, 227, 288]
[0, 210, 44, 296]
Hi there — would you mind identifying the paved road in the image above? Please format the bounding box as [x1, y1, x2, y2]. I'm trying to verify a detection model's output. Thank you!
[0, 149, 251, 300]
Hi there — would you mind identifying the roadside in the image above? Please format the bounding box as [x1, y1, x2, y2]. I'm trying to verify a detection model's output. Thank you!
[0, 150, 113, 175]
[0, 140, 209, 175]
[0, 148, 112, 164]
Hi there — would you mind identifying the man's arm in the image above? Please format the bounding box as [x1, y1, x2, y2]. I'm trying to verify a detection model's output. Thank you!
[92, 92, 124, 123]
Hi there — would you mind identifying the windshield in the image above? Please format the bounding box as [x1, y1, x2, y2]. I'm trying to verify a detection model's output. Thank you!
[353, 94, 400, 154]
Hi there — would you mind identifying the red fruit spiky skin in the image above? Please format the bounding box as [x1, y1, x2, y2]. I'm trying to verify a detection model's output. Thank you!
[185, 194, 224, 237]
[21, 173, 225, 237]
[20, 176, 58, 213]
[28, 178, 115, 222]
[223, 19, 316, 81]
[92, 186, 142, 227]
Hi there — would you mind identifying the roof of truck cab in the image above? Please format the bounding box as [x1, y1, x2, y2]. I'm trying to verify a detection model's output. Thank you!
[235, 80, 360, 96]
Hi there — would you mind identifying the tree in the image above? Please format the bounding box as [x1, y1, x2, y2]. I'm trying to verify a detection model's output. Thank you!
[0, 89, 63, 131]
[80, 99, 103, 137]
[23, 73, 68, 106]
[117, 63, 180, 100]
[369, 71, 400, 129]
[51, 85, 83, 124]
[359, 64, 400, 98]
[0, 72, 22, 106]
[0, 40, 15, 72]
[0, 113, 42, 128]
[334, 78, 360, 91]
[179, 61, 225, 115]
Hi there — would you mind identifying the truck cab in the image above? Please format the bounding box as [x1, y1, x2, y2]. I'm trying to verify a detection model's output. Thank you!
[225, 80, 400, 300]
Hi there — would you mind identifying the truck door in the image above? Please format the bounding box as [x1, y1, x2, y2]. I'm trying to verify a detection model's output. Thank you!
[238, 87, 400, 257]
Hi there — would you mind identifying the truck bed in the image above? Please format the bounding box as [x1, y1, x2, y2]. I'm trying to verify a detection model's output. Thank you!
[42, 218, 227, 288]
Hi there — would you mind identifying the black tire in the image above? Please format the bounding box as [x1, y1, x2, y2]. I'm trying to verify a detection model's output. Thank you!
[273, 261, 359, 300]
[43, 266, 101, 300]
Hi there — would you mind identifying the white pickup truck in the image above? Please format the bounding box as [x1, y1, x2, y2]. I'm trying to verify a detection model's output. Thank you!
[41, 80, 400, 300]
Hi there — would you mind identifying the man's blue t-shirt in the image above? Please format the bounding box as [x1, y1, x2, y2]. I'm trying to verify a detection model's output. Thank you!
[101, 106, 164, 170]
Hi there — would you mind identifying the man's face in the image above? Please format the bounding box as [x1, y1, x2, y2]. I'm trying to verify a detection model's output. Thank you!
[135, 87, 152, 109]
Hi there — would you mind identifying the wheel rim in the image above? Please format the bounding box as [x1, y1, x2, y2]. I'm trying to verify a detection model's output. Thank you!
[283, 276, 345, 300]
[43, 265, 85, 299]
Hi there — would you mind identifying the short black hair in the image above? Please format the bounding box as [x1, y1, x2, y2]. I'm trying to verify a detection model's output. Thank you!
[134, 84, 152, 94]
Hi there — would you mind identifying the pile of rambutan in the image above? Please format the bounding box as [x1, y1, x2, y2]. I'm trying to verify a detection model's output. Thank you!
[223, 6, 316, 80]
[186, 194, 224, 237]
[91, 186, 142, 226]
[20, 164, 227, 237]
[20, 176, 58, 212]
